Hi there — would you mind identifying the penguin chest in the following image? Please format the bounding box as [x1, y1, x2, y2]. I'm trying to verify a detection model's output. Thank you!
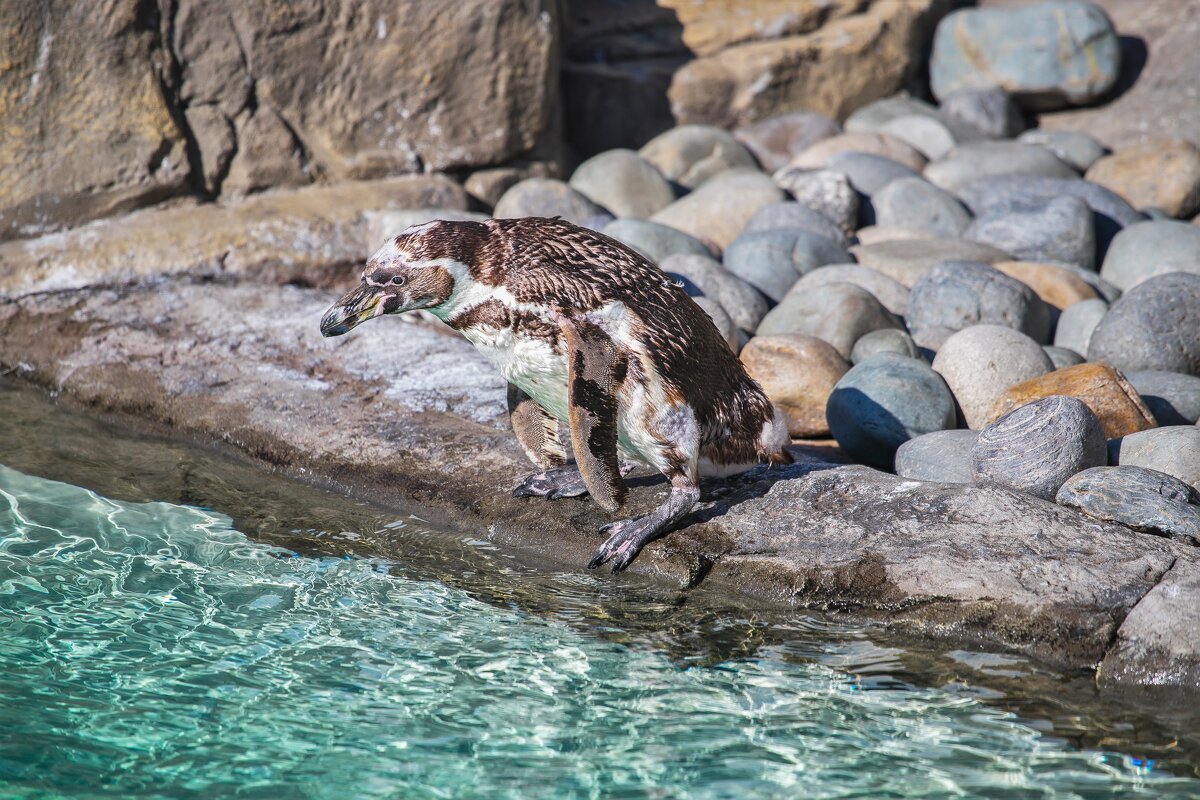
[464, 325, 571, 422]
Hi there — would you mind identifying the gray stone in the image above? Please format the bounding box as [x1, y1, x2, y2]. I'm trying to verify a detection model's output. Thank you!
[757, 282, 903, 359]
[850, 238, 1012, 288]
[879, 115, 958, 161]
[493, 179, 606, 224]
[1100, 559, 1200, 688]
[939, 87, 1025, 138]
[734, 111, 842, 174]
[639, 125, 758, 190]
[1054, 298, 1108, 356]
[1052, 263, 1122, 304]
[660, 253, 769, 334]
[1057, 466, 1200, 542]
[742, 202, 849, 248]
[650, 169, 785, 250]
[793, 264, 910, 317]
[1099, 220, 1200, 292]
[925, 142, 1077, 195]
[907, 261, 1051, 344]
[895, 429, 979, 483]
[825, 151, 922, 196]
[568, 149, 675, 219]
[602, 219, 712, 265]
[964, 196, 1096, 269]
[1110, 427, 1200, 490]
[723, 230, 850, 303]
[1017, 130, 1108, 172]
[851, 328, 922, 365]
[843, 95, 986, 145]
[873, 177, 972, 238]
[1044, 346, 1087, 370]
[972, 395, 1107, 500]
[693, 297, 739, 353]
[826, 353, 957, 468]
[771, 168, 859, 231]
[1088, 272, 1200, 376]
[1127, 371, 1200, 426]
[930, 2, 1122, 110]
[933, 325, 1055, 429]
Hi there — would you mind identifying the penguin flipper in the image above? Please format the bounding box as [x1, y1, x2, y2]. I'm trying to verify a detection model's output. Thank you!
[507, 383, 566, 469]
[560, 315, 628, 514]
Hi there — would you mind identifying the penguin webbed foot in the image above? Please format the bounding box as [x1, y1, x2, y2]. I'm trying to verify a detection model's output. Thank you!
[588, 484, 700, 574]
[512, 467, 589, 500]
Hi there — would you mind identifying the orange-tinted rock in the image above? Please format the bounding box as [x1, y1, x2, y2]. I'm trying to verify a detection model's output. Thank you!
[1085, 138, 1200, 218]
[993, 261, 1099, 311]
[787, 132, 928, 172]
[741, 334, 850, 437]
[987, 363, 1157, 439]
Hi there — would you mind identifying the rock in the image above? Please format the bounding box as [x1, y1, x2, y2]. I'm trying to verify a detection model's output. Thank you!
[568, 150, 675, 219]
[1098, 220, 1200, 291]
[650, 169, 785, 250]
[1044, 346, 1086, 370]
[929, 2, 1122, 110]
[561, 58, 679, 157]
[827, 152, 924, 200]
[895, 429, 979, 483]
[1085, 139, 1200, 219]
[493, 179, 607, 224]
[723, 230, 850, 303]
[853, 226, 939, 246]
[933, 325, 1055, 429]
[1088, 272, 1200, 376]
[1127, 371, 1200, 426]
[939, 87, 1025, 138]
[851, 328, 922, 365]
[742, 202, 849, 248]
[1051, 262, 1122, 304]
[971, 396, 1107, 501]
[464, 163, 555, 208]
[733, 111, 841, 173]
[879, 115, 958, 161]
[602, 219, 713, 265]
[1054, 297, 1108, 357]
[850, 238, 1011, 288]
[638, 125, 757, 190]
[826, 353, 957, 468]
[992, 262, 1099, 313]
[771, 168, 860, 231]
[907, 262, 1051, 344]
[1100, 558, 1200, 688]
[739, 334, 850, 438]
[925, 142, 1077, 195]
[660, 253, 769, 334]
[693, 297, 739, 352]
[757, 282, 903, 359]
[1110, 427, 1200, 490]
[964, 196, 1096, 269]
[843, 94, 986, 145]
[793, 265, 910, 317]
[185, 105, 237, 196]
[987, 363, 1157, 439]
[222, 107, 310, 197]
[1057, 466, 1200, 542]
[872, 177, 972, 238]
[1017, 130, 1108, 173]
[791, 132, 928, 173]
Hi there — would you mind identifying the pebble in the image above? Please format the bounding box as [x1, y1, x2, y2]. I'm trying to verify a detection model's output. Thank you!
[971, 396, 1107, 501]
[933, 325, 1055, 429]
[853, 226, 938, 246]
[1017, 130, 1108, 172]
[788, 132, 928, 173]
[925, 142, 1077, 195]
[692, 296, 739, 352]
[739, 334, 850, 437]
[792, 264, 910, 317]
[734, 111, 841, 174]
[638, 125, 757, 189]
[771, 168, 859, 231]
[851, 328, 922, 365]
[1087, 272, 1200, 377]
[992, 261, 1099, 312]
[843, 95, 986, 144]
[907, 261, 1051, 344]
[1098, 220, 1200, 291]
[895, 429, 979, 483]
[1126, 371, 1200, 426]
[825, 151, 922, 197]
[756, 282, 903, 359]
[568, 149, 675, 219]
[872, 177, 972, 238]
[930, 1, 1121, 109]
[1110, 427, 1200, 490]
[938, 87, 1025, 138]
[1085, 138, 1200, 219]
[849, 238, 1010, 288]
[742, 202, 849, 247]
[986, 363, 1157, 439]
[1053, 297, 1108, 356]
[880, 115, 958, 161]
[602, 219, 712, 264]
[660, 253, 769, 334]
[493, 178, 606, 224]
[650, 169, 784, 250]
[964, 195, 1095, 269]
[1044, 346, 1087, 370]
[723, 230, 850, 303]
[826, 353, 958, 468]
[1057, 466, 1200, 541]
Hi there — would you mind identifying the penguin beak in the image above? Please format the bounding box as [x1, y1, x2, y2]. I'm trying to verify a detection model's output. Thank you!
[320, 283, 385, 337]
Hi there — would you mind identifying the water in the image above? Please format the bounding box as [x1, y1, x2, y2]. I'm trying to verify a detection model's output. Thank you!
[3, 464, 1198, 800]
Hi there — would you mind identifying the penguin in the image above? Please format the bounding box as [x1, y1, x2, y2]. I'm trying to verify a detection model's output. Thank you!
[320, 217, 791, 572]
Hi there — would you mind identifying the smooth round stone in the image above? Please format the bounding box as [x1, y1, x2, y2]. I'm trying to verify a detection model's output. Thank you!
[723, 230, 850, 303]
[938, 87, 1025, 138]
[1110, 427, 1200, 490]
[873, 177, 972, 238]
[971, 396, 1107, 501]
[650, 169, 785, 250]
[692, 296, 739, 352]
[854, 226, 939, 246]
[930, 2, 1121, 109]
[849, 238, 1011, 288]
[793, 264, 910, 317]
[825, 151, 922, 196]
[844, 94, 986, 145]
[493, 178, 606, 224]
[925, 142, 1077, 194]
[1088, 272, 1200, 376]
[992, 261, 1099, 312]
[1086, 138, 1200, 219]
[788, 132, 927, 173]
[933, 325, 1055, 429]
[1057, 466, 1200, 541]
[907, 261, 1051, 344]
[1018, 130, 1108, 172]
[568, 149, 674, 219]
[826, 353, 957, 468]
[638, 125, 757, 189]
[1098, 220, 1200, 291]
[771, 168, 859, 231]
[660, 253, 769, 334]
[851, 328, 922, 364]
[1044, 346, 1086, 370]
[578, 212, 616, 232]
[1127, 371, 1200, 425]
[1054, 298, 1107, 356]
[734, 111, 841, 174]
[742, 201, 849, 247]
[602, 219, 711, 265]
[987, 363, 1156, 439]
[757, 281, 903, 359]
[964, 195, 1095, 269]
[740, 334, 850, 437]
[895, 429, 979, 483]
[880, 114, 958, 161]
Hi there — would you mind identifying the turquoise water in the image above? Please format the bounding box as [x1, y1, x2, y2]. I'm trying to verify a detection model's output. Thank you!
[1, 464, 1198, 800]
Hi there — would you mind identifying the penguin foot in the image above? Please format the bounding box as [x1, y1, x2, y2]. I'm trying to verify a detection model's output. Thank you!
[588, 516, 666, 574]
[512, 467, 589, 500]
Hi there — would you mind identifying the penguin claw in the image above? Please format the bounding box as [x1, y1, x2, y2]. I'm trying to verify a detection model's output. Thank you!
[587, 516, 661, 573]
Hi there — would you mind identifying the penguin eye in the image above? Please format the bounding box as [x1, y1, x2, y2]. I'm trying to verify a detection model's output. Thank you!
[390, 275, 406, 286]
